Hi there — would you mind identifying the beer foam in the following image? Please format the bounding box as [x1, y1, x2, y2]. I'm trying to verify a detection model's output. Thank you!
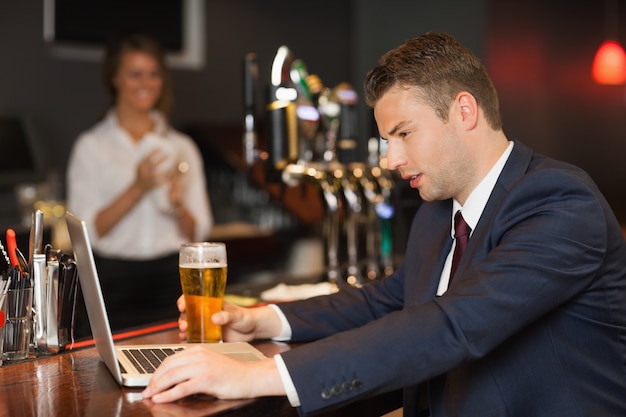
[179, 262, 227, 268]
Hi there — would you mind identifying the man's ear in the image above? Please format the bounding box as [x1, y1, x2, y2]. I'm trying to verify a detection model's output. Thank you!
[456, 92, 478, 128]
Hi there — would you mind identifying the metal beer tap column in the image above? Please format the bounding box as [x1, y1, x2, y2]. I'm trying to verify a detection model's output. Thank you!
[353, 162, 383, 281]
[339, 168, 364, 287]
[347, 147, 396, 282]
[318, 170, 342, 286]
[280, 161, 344, 287]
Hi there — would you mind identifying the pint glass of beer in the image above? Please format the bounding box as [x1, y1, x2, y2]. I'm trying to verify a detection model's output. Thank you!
[179, 242, 228, 343]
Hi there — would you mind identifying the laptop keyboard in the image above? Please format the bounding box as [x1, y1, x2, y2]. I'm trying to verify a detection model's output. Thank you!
[121, 347, 184, 374]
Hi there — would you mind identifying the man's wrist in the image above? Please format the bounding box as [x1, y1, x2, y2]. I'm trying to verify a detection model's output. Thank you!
[274, 354, 300, 407]
[266, 304, 292, 341]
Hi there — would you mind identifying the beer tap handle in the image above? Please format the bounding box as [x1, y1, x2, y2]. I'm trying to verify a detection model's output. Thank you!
[243, 53, 259, 169]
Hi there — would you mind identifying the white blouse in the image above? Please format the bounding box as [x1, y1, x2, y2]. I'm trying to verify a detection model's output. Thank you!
[67, 110, 213, 259]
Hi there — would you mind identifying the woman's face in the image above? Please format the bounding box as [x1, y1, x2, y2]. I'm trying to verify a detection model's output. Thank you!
[113, 51, 163, 113]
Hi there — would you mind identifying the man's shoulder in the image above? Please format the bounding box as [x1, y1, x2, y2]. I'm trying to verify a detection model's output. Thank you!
[505, 142, 596, 192]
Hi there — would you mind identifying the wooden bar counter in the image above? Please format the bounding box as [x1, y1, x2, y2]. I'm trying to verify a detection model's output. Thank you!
[0, 324, 401, 417]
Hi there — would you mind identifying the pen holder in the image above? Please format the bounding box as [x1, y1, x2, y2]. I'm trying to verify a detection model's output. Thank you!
[32, 248, 79, 355]
[56, 255, 79, 350]
[3, 287, 33, 361]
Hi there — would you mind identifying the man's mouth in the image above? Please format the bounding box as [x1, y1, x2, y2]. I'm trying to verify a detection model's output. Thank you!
[408, 174, 421, 189]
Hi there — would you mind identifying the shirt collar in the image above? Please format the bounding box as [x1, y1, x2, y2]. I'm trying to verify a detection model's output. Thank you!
[105, 108, 168, 138]
[452, 141, 514, 236]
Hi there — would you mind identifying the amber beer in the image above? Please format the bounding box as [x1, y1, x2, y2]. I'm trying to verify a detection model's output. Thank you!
[179, 242, 228, 343]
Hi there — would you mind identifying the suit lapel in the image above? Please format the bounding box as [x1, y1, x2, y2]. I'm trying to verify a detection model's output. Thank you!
[454, 141, 534, 278]
[404, 200, 453, 304]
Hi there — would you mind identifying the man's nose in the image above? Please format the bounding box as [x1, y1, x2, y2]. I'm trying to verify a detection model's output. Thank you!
[386, 140, 405, 170]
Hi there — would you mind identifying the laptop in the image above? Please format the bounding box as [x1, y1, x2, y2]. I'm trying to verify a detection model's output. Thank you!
[65, 211, 267, 387]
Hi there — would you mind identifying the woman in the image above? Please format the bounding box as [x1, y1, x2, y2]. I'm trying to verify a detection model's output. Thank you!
[67, 32, 212, 334]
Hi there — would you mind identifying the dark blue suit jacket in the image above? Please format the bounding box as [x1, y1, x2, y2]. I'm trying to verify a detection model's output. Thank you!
[278, 142, 626, 416]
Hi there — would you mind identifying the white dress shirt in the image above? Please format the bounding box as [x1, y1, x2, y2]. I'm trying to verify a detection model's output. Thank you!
[66, 109, 213, 259]
[436, 141, 514, 295]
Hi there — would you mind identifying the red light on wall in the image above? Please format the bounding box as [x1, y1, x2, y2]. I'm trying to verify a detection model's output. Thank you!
[592, 40, 626, 84]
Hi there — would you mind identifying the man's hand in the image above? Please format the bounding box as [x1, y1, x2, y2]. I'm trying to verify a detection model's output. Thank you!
[177, 295, 188, 341]
[176, 296, 283, 342]
[142, 346, 285, 402]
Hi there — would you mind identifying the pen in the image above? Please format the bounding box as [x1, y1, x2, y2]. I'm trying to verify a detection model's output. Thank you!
[6, 229, 19, 269]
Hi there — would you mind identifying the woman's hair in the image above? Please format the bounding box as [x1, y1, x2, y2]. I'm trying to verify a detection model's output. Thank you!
[364, 32, 502, 131]
[101, 31, 173, 119]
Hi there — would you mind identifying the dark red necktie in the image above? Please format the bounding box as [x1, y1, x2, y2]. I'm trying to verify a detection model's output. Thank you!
[450, 211, 471, 282]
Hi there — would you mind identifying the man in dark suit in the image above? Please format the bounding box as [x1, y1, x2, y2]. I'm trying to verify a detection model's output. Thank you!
[143, 32, 626, 416]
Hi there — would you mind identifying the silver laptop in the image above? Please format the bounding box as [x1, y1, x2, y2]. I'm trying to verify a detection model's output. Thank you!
[65, 211, 267, 387]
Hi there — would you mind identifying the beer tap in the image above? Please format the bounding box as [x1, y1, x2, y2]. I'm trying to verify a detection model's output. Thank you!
[317, 87, 341, 163]
[334, 83, 359, 164]
[354, 160, 383, 281]
[370, 155, 395, 278]
[340, 167, 365, 287]
[269, 45, 295, 102]
[280, 161, 344, 287]
[290, 59, 321, 164]
[243, 53, 259, 170]
[318, 173, 342, 286]
[261, 45, 393, 287]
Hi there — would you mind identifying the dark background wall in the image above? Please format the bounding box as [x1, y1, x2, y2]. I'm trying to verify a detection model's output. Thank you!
[1, 0, 625, 224]
[487, 0, 626, 220]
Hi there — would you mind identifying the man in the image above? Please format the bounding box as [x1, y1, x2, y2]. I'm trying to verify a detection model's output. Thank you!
[142, 32, 626, 416]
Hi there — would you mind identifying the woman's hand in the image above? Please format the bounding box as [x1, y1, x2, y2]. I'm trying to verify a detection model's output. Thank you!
[168, 173, 183, 208]
[136, 148, 172, 191]
[168, 177, 195, 240]
[94, 148, 172, 237]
